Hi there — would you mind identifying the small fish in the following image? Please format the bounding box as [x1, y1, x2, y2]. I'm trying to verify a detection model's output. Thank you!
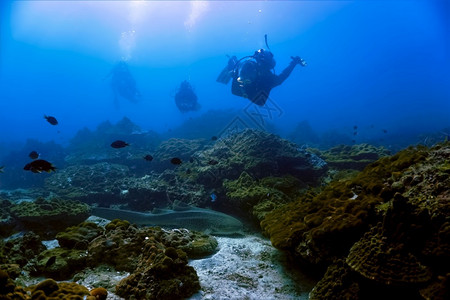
[45, 256, 57, 267]
[143, 154, 153, 161]
[210, 193, 217, 202]
[44, 115, 58, 125]
[24, 159, 56, 173]
[111, 140, 129, 148]
[189, 157, 194, 163]
[170, 157, 182, 165]
[0, 166, 4, 173]
[186, 168, 191, 174]
[208, 159, 219, 165]
[211, 136, 218, 141]
[382, 129, 388, 134]
[353, 125, 358, 130]
[353, 132, 357, 136]
[29, 151, 39, 160]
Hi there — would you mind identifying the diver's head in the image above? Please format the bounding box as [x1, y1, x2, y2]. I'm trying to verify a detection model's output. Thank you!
[254, 49, 276, 69]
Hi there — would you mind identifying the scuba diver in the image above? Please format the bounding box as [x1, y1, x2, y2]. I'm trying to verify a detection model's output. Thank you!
[107, 61, 141, 107]
[175, 80, 201, 113]
[217, 35, 306, 106]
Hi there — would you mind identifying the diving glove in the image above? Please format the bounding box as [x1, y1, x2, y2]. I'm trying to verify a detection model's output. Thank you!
[291, 56, 307, 67]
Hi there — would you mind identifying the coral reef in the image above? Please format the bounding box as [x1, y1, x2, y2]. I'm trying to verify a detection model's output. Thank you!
[45, 163, 130, 204]
[0, 199, 14, 237]
[0, 232, 46, 267]
[309, 259, 359, 300]
[31, 247, 88, 280]
[156, 228, 218, 259]
[223, 172, 303, 223]
[56, 222, 103, 250]
[262, 142, 450, 298]
[10, 198, 90, 238]
[318, 143, 391, 171]
[191, 129, 327, 189]
[115, 245, 200, 300]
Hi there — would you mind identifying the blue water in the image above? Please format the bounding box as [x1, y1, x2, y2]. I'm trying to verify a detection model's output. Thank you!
[0, 1, 449, 152]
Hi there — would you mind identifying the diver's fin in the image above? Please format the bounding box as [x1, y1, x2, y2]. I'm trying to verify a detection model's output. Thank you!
[216, 55, 237, 84]
[216, 66, 233, 84]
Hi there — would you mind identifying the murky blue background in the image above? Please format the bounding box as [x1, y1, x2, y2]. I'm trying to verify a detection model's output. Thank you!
[0, 1, 449, 147]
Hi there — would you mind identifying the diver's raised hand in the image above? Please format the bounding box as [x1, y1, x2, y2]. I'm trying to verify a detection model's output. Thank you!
[291, 56, 307, 66]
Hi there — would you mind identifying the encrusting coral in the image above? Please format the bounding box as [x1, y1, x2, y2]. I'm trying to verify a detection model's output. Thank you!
[262, 142, 450, 298]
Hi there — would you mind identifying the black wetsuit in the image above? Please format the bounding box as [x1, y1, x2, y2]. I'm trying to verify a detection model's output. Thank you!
[232, 60, 297, 106]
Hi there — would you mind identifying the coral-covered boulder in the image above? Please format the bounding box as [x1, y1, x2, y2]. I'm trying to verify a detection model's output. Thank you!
[10, 198, 90, 238]
[30, 279, 91, 299]
[87, 220, 143, 272]
[115, 244, 200, 300]
[45, 163, 130, 204]
[0, 232, 46, 266]
[346, 224, 432, 286]
[192, 129, 327, 188]
[56, 222, 103, 250]
[32, 247, 88, 280]
[319, 143, 390, 171]
[156, 228, 218, 259]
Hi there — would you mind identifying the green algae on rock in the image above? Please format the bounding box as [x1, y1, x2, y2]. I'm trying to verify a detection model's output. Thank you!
[10, 198, 90, 238]
[319, 143, 391, 171]
[56, 222, 103, 250]
[32, 247, 88, 280]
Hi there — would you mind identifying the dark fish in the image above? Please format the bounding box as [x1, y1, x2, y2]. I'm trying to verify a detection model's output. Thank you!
[351, 140, 356, 143]
[382, 129, 388, 134]
[208, 159, 219, 165]
[353, 132, 357, 136]
[24, 159, 56, 173]
[111, 140, 129, 148]
[44, 115, 58, 125]
[45, 256, 57, 267]
[353, 125, 357, 130]
[170, 157, 182, 165]
[211, 136, 218, 141]
[186, 168, 191, 174]
[189, 157, 194, 163]
[143, 154, 153, 161]
[29, 151, 39, 160]
[0, 166, 4, 173]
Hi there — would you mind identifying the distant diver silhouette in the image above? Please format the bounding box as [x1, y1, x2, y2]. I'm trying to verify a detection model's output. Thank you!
[107, 61, 141, 107]
[175, 80, 201, 113]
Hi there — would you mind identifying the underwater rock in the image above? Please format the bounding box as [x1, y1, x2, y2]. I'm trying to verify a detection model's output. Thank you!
[30, 280, 91, 299]
[56, 222, 103, 250]
[32, 247, 88, 280]
[319, 143, 391, 171]
[223, 172, 302, 223]
[115, 243, 200, 300]
[191, 129, 327, 189]
[45, 162, 130, 204]
[309, 259, 360, 300]
[156, 228, 218, 259]
[261, 144, 436, 266]
[0, 232, 46, 267]
[10, 197, 90, 238]
[87, 219, 143, 272]
[0, 199, 15, 237]
[346, 224, 432, 286]
[114, 171, 208, 211]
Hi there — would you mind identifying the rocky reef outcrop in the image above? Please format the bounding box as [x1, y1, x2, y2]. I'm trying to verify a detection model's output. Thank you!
[262, 142, 450, 298]
[10, 198, 90, 238]
[318, 143, 391, 171]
